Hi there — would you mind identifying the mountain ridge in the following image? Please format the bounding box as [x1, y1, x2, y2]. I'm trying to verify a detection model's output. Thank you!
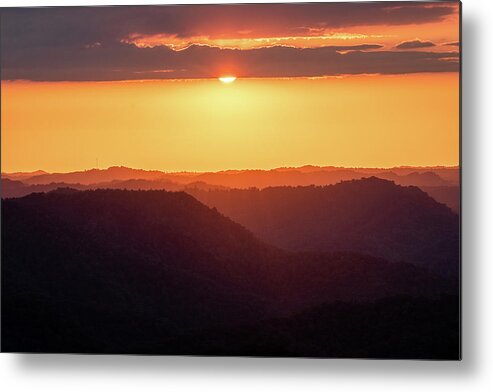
[188, 177, 459, 276]
[2, 186, 458, 354]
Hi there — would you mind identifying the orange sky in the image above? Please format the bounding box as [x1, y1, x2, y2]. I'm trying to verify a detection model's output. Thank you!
[122, 6, 459, 52]
[1, 3, 459, 173]
[1, 73, 459, 173]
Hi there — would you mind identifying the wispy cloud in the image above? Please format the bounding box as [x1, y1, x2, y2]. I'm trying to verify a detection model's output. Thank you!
[395, 39, 436, 50]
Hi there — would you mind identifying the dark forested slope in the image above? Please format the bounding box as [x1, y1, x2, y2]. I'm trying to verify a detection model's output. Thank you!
[189, 177, 459, 276]
[2, 188, 457, 354]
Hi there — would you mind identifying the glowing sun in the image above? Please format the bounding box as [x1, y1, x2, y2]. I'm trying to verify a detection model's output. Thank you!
[218, 76, 237, 84]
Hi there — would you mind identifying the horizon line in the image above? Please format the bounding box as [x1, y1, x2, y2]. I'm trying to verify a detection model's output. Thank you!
[0, 71, 460, 84]
[2, 163, 460, 176]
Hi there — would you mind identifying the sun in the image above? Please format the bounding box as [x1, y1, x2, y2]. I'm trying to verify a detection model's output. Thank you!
[218, 76, 237, 84]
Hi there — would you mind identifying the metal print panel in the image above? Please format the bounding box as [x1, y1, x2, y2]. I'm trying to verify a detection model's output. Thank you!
[0, 1, 461, 359]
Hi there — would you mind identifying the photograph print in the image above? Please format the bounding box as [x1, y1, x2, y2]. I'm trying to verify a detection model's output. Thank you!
[1, 1, 461, 358]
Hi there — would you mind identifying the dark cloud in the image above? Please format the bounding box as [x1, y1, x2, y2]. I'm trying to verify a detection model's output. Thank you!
[395, 40, 436, 50]
[1, 3, 458, 45]
[443, 41, 460, 46]
[1, 42, 459, 82]
[0, 3, 459, 81]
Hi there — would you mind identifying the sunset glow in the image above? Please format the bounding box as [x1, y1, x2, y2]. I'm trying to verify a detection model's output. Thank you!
[1, 2, 460, 173]
[218, 76, 237, 83]
[1, 73, 458, 173]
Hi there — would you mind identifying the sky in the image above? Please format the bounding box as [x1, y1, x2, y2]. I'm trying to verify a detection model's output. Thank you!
[1, 2, 460, 172]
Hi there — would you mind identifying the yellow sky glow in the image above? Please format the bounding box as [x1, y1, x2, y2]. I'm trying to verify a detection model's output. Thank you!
[1, 73, 459, 173]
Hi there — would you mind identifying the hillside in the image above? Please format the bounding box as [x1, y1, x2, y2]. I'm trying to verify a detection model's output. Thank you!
[2, 188, 455, 353]
[1, 177, 225, 199]
[421, 185, 460, 213]
[160, 295, 460, 359]
[16, 166, 166, 185]
[189, 177, 460, 276]
[1, 178, 89, 198]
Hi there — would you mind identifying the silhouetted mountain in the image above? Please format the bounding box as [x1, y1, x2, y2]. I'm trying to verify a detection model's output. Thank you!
[421, 185, 460, 213]
[90, 178, 182, 191]
[192, 169, 364, 188]
[7, 165, 458, 189]
[4, 166, 459, 214]
[1, 177, 227, 199]
[1, 178, 89, 198]
[161, 295, 460, 359]
[376, 171, 451, 187]
[1, 178, 31, 198]
[355, 166, 460, 186]
[19, 166, 166, 185]
[1, 169, 48, 181]
[94, 178, 228, 192]
[2, 189, 456, 354]
[189, 167, 454, 189]
[387, 166, 459, 185]
[189, 177, 459, 277]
